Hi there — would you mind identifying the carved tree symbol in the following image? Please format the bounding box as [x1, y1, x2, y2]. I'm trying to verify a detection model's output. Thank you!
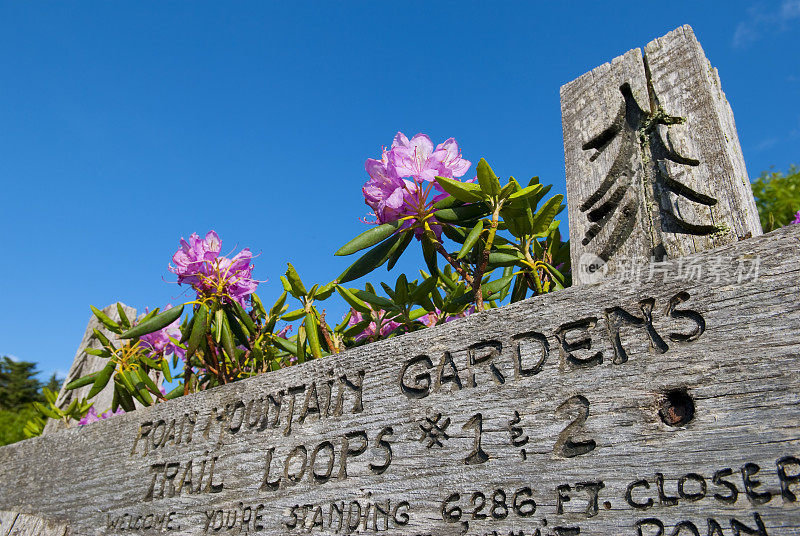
[580, 83, 718, 261]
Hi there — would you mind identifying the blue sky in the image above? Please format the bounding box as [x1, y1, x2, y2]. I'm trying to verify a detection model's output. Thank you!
[1, 1, 798, 380]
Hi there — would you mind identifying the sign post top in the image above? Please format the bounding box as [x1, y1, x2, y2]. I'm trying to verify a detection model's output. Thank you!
[561, 25, 761, 285]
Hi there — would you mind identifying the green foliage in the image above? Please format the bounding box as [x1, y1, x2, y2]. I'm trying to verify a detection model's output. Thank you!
[751, 164, 800, 231]
[336, 157, 570, 311]
[0, 361, 67, 445]
[0, 405, 39, 446]
[57, 157, 571, 430]
[0, 356, 44, 410]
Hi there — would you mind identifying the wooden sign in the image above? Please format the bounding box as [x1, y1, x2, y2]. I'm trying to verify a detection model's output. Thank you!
[2, 25, 798, 536]
[561, 25, 762, 285]
[1, 225, 799, 535]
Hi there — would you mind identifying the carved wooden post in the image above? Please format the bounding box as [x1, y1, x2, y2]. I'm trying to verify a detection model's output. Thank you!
[561, 25, 761, 285]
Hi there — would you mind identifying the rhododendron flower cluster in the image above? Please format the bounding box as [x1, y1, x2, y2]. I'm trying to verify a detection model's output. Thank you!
[78, 406, 125, 426]
[362, 132, 471, 235]
[169, 231, 258, 306]
[347, 308, 401, 342]
[139, 305, 186, 362]
[792, 210, 800, 224]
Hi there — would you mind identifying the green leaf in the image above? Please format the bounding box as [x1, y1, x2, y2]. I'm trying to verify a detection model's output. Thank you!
[91, 328, 115, 350]
[285, 263, 308, 297]
[43, 387, 57, 404]
[180, 314, 195, 344]
[120, 305, 184, 339]
[126, 370, 153, 406]
[138, 308, 160, 324]
[116, 370, 136, 396]
[498, 178, 520, 200]
[307, 284, 319, 298]
[87, 360, 116, 399]
[335, 310, 352, 332]
[482, 274, 515, 298]
[85, 347, 111, 358]
[528, 183, 552, 210]
[33, 401, 60, 420]
[64, 371, 100, 391]
[281, 308, 306, 321]
[335, 220, 404, 256]
[411, 275, 438, 302]
[542, 262, 567, 289]
[269, 291, 288, 318]
[305, 312, 322, 359]
[499, 266, 514, 300]
[441, 224, 467, 244]
[295, 325, 307, 363]
[116, 303, 131, 329]
[214, 308, 224, 343]
[409, 308, 429, 320]
[225, 307, 250, 350]
[387, 230, 413, 271]
[457, 220, 484, 260]
[315, 281, 336, 300]
[476, 158, 501, 197]
[434, 176, 484, 203]
[273, 335, 298, 355]
[432, 195, 464, 210]
[232, 300, 257, 335]
[335, 285, 371, 314]
[165, 385, 184, 400]
[433, 202, 491, 224]
[280, 275, 292, 293]
[336, 232, 404, 284]
[510, 274, 528, 303]
[251, 292, 266, 317]
[90, 305, 122, 334]
[352, 289, 393, 309]
[343, 319, 372, 338]
[186, 303, 208, 359]
[421, 235, 438, 277]
[508, 183, 544, 201]
[531, 194, 564, 236]
[161, 358, 172, 383]
[488, 251, 523, 266]
[394, 274, 409, 304]
[219, 312, 237, 360]
[137, 367, 163, 398]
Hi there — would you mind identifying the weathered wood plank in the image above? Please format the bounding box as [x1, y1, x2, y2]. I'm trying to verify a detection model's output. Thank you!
[0, 512, 69, 536]
[562, 25, 762, 285]
[1, 226, 798, 535]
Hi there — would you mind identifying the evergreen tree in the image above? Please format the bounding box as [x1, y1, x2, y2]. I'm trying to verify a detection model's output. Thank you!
[0, 356, 44, 410]
[43, 373, 63, 394]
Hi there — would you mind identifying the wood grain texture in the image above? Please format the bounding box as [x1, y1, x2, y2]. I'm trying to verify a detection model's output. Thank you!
[0, 226, 798, 535]
[562, 25, 762, 286]
[0, 512, 69, 536]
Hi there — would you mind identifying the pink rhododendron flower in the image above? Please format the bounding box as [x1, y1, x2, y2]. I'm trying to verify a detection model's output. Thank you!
[792, 210, 800, 224]
[139, 305, 186, 362]
[169, 231, 258, 306]
[347, 308, 401, 342]
[78, 406, 125, 426]
[420, 305, 476, 327]
[276, 325, 293, 338]
[362, 132, 471, 237]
